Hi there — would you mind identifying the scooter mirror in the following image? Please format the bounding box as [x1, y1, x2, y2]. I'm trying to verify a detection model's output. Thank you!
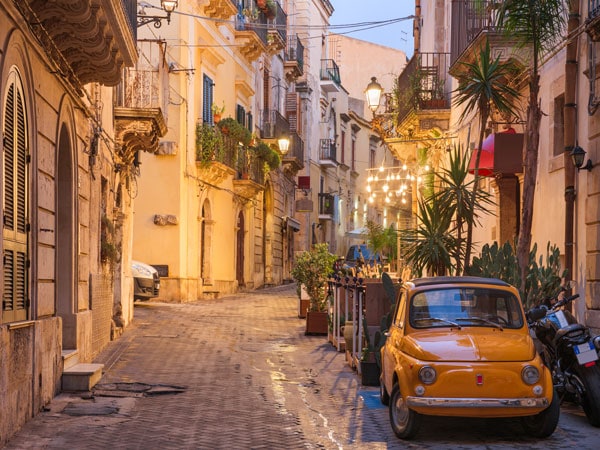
[527, 306, 547, 322]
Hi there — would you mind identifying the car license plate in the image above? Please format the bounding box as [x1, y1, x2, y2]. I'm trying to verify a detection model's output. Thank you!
[574, 342, 599, 365]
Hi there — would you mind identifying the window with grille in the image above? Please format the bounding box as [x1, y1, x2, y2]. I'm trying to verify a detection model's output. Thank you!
[2, 68, 29, 323]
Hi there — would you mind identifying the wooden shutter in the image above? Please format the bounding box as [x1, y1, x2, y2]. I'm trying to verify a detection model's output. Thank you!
[203, 74, 214, 123]
[2, 70, 29, 323]
[236, 104, 246, 127]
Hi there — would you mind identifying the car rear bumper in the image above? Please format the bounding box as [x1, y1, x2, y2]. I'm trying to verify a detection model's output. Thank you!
[406, 396, 549, 408]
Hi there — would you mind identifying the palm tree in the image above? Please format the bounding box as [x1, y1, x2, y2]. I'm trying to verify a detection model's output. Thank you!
[453, 40, 520, 272]
[401, 197, 458, 277]
[430, 145, 495, 274]
[493, 0, 568, 293]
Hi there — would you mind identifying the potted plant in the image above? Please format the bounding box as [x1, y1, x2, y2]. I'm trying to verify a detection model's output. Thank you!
[195, 121, 224, 166]
[211, 102, 225, 123]
[291, 243, 337, 335]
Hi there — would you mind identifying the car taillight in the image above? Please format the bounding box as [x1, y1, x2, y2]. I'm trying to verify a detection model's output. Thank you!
[522, 365, 540, 385]
[418, 366, 437, 384]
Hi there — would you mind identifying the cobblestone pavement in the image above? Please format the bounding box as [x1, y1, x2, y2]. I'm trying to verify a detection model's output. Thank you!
[4, 284, 600, 449]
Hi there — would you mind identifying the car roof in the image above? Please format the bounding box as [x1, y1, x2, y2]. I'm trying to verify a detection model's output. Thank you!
[408, 276, 511, 288]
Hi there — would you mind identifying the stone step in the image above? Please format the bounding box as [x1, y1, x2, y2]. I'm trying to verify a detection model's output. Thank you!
[62, 363, 104, 392]
[202, 290, 220, 299]
[62, 349, 79, 370]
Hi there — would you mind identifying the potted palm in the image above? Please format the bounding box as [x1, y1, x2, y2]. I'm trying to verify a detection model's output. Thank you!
[291, 243, 337, 335]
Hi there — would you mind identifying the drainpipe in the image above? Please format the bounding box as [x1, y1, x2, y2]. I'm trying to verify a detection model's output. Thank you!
[564, 0, 580, 297]
[414, 0, 421, 55]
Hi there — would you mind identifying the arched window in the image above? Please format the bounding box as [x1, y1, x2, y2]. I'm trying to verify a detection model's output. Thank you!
[2, 68, 29, 323]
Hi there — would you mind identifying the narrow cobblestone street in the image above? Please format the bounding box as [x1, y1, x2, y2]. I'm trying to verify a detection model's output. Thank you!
[4, 284, 600, 449]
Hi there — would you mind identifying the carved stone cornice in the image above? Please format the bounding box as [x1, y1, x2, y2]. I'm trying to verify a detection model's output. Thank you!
[204, 0, 237, 20]
[196, 161, 236, 185]
[114, 107, 167, 163]
[22, 0, 137, 89]
[233, 179, 264, 200]
[234, 30, 267, 62]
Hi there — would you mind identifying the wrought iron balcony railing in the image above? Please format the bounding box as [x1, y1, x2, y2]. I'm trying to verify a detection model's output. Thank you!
[318, 193, 335, 216]
[285, 35, 304, 73]
[319, 139, 336, 162]
[115, 67, 162, 109]
[396, 52, 451, 123]
[261, 109, 290, 139]
[320, 59, 341, 86]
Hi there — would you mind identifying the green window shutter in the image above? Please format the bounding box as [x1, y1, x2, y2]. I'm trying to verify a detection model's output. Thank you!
[2, 70, 28, 323]
[203, 74, 214, 124]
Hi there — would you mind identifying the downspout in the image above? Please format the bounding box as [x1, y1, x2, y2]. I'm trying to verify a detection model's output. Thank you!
[564, 0, 580, 294]
[414, 0, 421, 55]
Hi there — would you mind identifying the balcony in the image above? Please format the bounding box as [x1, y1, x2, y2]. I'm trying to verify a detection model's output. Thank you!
[114, 67, 167, 163]
[267, 2, 287, 54]
[319, 139, 337, 167]
[449, 0, 530, 78]
[235, 1, 269, 62]
[18, 0, 137, 90]
[318, 193, 335, 219]
[587, 0, 600, 41]
[261, 109, 290, 139]
[284, 35, 305, 81]
[233, 145, 266, 199]
[204, 0, 238, 20]
[320, 59, 342, 93]
[282, 132, 304, 173]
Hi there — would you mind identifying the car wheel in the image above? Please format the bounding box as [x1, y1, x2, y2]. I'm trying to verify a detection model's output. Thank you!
[389, 382, 421, 439]
[379, 376, 389, 406]
[521, 388, 560, 438]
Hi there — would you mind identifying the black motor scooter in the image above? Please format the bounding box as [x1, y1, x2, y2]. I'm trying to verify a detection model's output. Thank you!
[527, 288, 600, 427]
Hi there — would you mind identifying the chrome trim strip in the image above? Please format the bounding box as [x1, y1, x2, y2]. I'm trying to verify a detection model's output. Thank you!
[406, 397, 549, 408]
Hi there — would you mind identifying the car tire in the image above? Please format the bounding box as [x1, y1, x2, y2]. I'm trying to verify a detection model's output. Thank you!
[389, 382, 421, 439]
[379, 376, 389, 406]
[521, 388, 560, 438]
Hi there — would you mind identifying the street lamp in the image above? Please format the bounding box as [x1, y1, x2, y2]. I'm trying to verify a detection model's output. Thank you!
[365, 77, 383, 113]
[570, 144, 593, 171]
[138, 0, 178, 28]
[278, 136, 290, 155]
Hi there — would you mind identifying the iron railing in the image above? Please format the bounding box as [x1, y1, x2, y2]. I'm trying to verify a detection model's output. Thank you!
[318, 193, 335, 216]
[115, 67, 161, 108]
[320, 59, 341, 86]
[285, 35, 304, 74]
[319, 139, 336, 162]
[451, 0, 500, 66]
[396, 52, 451, 122]
[270, 1, 287, 43]
[120, 0, 137, 41]
[261, 109, 290, 139]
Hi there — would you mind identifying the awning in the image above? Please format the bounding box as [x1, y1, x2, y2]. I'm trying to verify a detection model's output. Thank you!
[468, 129, 524, 177]
[346, 227, 368, 239]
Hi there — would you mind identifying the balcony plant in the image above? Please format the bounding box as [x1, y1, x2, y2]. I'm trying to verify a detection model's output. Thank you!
[254, 141, 281, 171]
[211, 102, 225, 123]
[195, 122, 224, 166]
[291, 243, 337, 335]
[217, 118, 252, 147]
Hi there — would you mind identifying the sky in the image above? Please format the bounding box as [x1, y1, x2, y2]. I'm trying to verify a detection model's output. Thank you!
[329, 0, 415, 57]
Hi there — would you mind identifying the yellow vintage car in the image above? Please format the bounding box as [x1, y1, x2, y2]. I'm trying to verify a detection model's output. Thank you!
[380, 276, 558, 440]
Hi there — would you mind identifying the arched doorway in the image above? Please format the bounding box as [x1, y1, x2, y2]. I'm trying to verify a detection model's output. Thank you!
[236, 211, 245, 287]
[56, 123, 77, 349]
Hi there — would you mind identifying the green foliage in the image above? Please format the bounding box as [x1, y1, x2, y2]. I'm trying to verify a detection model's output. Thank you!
[401, 197, 458, 277]
[100, 214, 119, 266]
[217, 118, 252, 147]
[291, 243, 337, 312]
[195, 122, 224, 165]
[365, 219, 397, 263]
[254, 141, 281, 171]
[467, 241, 567, 309]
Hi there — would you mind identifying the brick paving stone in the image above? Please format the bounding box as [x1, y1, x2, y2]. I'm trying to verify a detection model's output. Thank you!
[3, 284, 600, 449]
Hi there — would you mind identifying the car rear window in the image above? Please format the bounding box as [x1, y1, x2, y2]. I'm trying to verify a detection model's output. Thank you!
[409, 287, 524, 329]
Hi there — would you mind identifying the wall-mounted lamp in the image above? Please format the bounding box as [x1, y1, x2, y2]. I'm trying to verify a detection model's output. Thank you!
[365, 77, 383, 113]
[570, 144, 593, 171]
[278, 136, 290, 155]
[138, 0, 178, 28]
